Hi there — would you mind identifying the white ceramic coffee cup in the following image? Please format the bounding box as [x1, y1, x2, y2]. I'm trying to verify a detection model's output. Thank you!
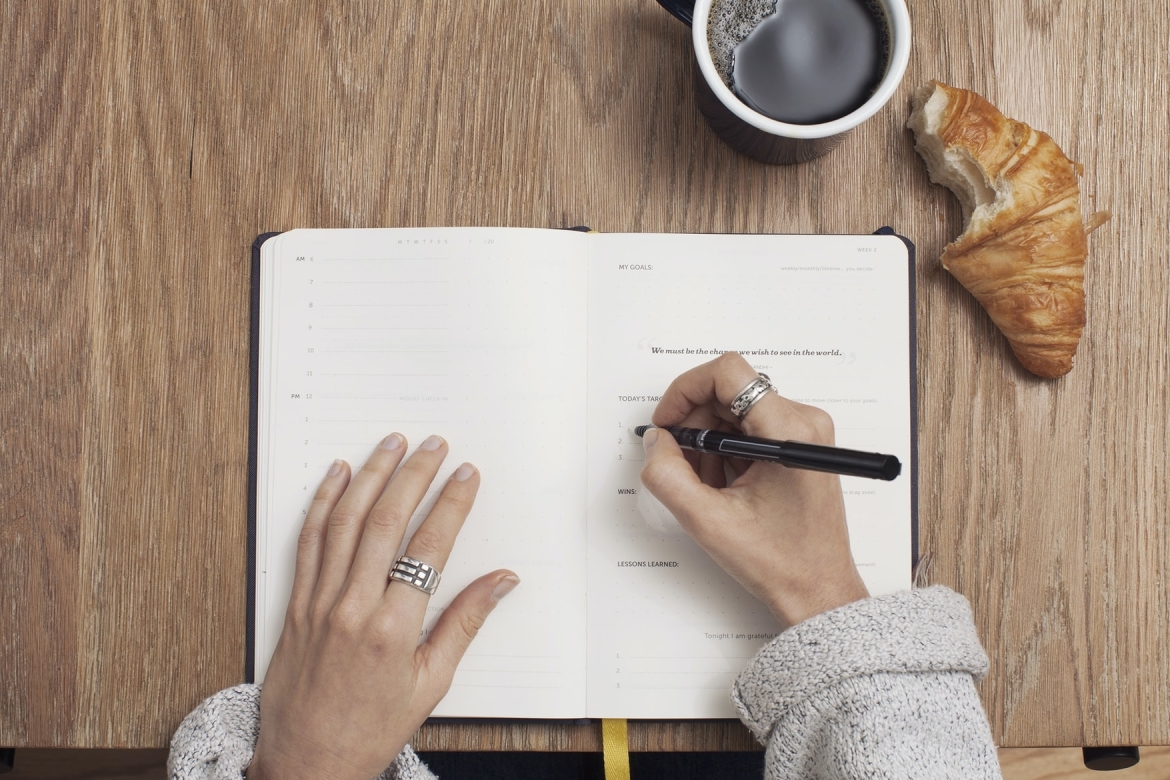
[658, 0, 911, 163]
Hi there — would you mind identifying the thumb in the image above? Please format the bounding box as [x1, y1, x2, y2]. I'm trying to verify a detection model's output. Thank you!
[639, 428, 722, 531]
[418, 570, 519, 692]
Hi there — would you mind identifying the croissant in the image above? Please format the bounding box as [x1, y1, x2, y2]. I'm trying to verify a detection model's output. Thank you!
[908, 80, 1091, 378]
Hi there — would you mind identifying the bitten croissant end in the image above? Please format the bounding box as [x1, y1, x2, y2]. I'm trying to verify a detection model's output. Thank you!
[908, 81, 1089, 379]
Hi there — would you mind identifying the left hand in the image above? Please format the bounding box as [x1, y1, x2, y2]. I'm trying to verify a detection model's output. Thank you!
[247, 433, 519, 780]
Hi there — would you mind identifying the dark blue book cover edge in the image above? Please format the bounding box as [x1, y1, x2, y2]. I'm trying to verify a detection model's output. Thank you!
[247, 231, 282, 683]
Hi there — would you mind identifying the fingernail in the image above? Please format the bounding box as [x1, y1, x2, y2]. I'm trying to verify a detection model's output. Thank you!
[379, 433, 403, 451]
[420, 434, 444, 451]
[327, 459, 343, 476]
[642, 428, 659, 451]
[452, 463, 476, 482]
[491, 575, 520, 603]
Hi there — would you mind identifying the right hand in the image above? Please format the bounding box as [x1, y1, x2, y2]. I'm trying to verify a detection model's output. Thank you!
[640, 353, 869, 628]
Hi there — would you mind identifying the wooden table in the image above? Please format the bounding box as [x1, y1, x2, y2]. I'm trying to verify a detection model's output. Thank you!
[2, 0, 1167, 752]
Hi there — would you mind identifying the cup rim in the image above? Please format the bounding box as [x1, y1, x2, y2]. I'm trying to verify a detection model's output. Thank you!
[692, 0, 911, 139]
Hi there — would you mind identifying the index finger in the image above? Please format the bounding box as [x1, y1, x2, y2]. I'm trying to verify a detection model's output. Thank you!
[652, 353, 760, 426]
[651, 352, 821, 441]
[655, 352, 775, 422]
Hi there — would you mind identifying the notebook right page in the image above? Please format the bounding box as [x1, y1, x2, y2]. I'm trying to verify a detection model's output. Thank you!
[584, 233, 914, 718]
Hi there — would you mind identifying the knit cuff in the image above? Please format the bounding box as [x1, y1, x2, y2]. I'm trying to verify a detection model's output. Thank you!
[731, 585, 990, 743]
[168, 684, 261, 779]
[167, 683, 434, 780]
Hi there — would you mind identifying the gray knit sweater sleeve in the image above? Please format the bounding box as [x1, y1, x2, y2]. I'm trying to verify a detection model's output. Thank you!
[734, 585, 1002, 779]
[170, 586, 998, 779]
[167, 684, 435, 780]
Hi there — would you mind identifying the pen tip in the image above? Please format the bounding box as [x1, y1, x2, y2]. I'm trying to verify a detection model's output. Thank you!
[634, 425, 653, 437]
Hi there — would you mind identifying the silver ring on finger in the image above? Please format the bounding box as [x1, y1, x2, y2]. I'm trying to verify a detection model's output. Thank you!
[729, 373, 774, 420]
[388, 555, 442, 596]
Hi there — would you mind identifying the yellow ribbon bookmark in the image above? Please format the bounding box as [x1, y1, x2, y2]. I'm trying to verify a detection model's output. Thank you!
[601, 718, 631, 780]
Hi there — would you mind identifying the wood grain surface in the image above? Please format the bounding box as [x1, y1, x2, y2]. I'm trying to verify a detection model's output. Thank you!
[2, 0, 1167, 750]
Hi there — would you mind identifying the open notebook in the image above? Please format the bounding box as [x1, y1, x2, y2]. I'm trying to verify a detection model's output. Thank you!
[249, 227, 917, 719]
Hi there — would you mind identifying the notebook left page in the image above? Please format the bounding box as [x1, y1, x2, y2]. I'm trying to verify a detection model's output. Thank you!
[257, 228, 590, 718]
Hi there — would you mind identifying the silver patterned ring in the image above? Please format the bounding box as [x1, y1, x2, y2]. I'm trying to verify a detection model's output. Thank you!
[388, 555, 442, 596]
[729, 373, 774, 420]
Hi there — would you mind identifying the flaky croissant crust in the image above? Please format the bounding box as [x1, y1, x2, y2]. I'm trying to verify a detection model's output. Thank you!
[911, 82, 1087, 378]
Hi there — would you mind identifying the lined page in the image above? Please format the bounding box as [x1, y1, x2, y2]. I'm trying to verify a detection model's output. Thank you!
[257, 228, 590, 717]
[584, 233, 913, 718]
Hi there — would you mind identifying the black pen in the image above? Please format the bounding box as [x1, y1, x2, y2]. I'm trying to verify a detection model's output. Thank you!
[634, 425, 901, 481]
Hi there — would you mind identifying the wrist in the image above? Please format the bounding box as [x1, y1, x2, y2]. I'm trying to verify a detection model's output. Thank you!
[247, 742, 395, 780]
[244, 759, 268, 780]
[246, 751, 342, 780]
[769, 572, 869, 627]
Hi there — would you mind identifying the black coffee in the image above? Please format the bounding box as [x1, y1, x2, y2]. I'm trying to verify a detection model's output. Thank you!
[726, 0, 889, 125]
